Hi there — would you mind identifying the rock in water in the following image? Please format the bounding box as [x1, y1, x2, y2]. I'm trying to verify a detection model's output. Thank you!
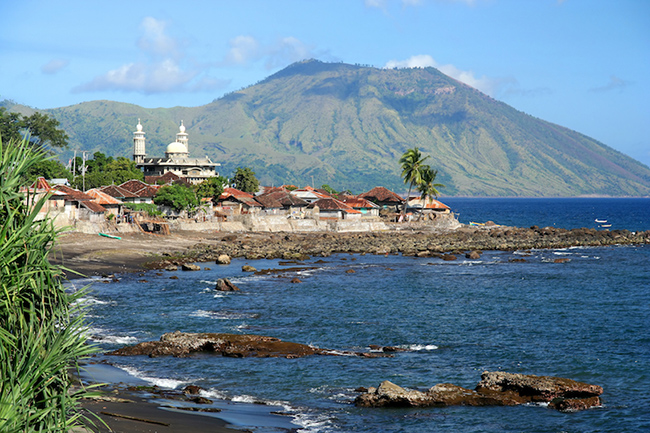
[355, 371, 602, 412]
[242, 265, 257, 272]
[475, 371, 603, 402]
[181, 263, 201, 271]
[216, 254, 231, 264]
[215, 278, 240, 291]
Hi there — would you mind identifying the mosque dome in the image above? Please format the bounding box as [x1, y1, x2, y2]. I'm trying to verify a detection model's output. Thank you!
[166, 141, 188, 154]
[179, 121, 186, 133]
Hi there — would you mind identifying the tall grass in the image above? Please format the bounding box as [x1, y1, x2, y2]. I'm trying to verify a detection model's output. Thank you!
[0, 138, 97, 432]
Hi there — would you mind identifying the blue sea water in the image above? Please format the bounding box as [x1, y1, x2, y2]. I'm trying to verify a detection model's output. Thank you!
[76, 198, 650, 432]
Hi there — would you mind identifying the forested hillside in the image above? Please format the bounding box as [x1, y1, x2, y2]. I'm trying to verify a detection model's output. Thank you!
[4, 60, 650, 196]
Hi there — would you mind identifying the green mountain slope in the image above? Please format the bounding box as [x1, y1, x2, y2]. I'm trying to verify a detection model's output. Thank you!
[6, 59, 650, 196]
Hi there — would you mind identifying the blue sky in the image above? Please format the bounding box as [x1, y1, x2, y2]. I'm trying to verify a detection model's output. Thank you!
[2, 0, 649, 167]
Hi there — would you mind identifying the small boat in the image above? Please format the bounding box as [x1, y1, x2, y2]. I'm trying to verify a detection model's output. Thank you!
[469, 222, 485, 227]
[595, 219, 607, 223]
[99, 233, 121, 240]
[599, 224, 612, 228]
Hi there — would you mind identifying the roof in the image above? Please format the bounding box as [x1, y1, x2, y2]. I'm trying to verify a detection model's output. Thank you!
[407, 198, 450, 210]
[100, 185, 139, 199]
[424, 199, 450, 209]
[52, 185, 94, 202]
[358, 186, 404, 204]
[85, 188, 123, 205]
[262, 190, 309, 207]
[219, 187, 262, 207]
[308, 197, 361, 213]
[119, 180, 158, 198]
[341, 197, 380, 209]
[145, 171, 182, 185]
[80, 201, 107, 213]
[30, 177, 52, 191]
[254, 194, 283, 209]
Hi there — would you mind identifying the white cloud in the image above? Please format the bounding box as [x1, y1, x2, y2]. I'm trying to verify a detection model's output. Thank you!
[74, 16, 226, 95]
[385, 54, 436, 68]
[589, 75, 631, 93]
[137, 17, 179, 59]
[365, 0, 387, 8]
[385, 55, 498, 95]
[224, 35, 260, 65]
[41, 58, 69, 74]
[73, 60, 196, 94]
[219, 35, 315, 70]
[265, 37, 314, 69]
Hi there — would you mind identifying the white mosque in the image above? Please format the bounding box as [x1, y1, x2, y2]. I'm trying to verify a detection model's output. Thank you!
[132, 120, 219, 184]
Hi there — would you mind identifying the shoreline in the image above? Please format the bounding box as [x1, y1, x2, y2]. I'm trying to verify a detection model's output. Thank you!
[58, 225, 649, 432]
[54, 226, 650, 279]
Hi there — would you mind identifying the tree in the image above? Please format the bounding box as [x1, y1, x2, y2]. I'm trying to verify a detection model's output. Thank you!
[232, 167, 259, 193]
[195, 176, 227, 204]
[399, 147, 430, 215]
[321, 184, 338, 195]
[0, 107, 22, 144]
[21, 112, 68, 150]
[0, 107, 68, 150]
[154, 183, 199, 214]
[417, 166, 445, 205]
[70, 153, 142, 190]
[23, 158, 71, 183]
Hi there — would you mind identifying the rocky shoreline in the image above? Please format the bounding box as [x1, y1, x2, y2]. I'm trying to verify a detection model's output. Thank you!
[355, 371, 603, 412]
[146, 226, 650, 269]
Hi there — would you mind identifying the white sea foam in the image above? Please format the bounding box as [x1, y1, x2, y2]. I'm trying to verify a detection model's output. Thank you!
[399, 344, 439, 351]
[87, 326, 138, 345]
[115, 365, 188, 389]
[76, 296, 115, 306]
[190, 309, 258, 320]
[89, 334, 138, 345]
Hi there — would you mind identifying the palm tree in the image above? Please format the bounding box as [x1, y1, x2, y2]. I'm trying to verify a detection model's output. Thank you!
[418, 166, 445, 207]
[399, 147, 429, 216]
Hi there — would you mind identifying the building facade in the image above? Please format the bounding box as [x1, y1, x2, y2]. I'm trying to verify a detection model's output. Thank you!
[133, 120, 220, 184]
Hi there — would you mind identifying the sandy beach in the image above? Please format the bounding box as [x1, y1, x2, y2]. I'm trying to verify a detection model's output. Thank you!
[52, 231, 221, 278]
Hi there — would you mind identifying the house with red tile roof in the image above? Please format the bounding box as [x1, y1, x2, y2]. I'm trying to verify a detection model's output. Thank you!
[52, 184, 106, 222]
[341, 197, 381, 217]
[290, 186, 332, 204]
[358, 186, 404, 211]
[118, 180, 158, 204]
[100, 185, 139, 203]
[308, 197, 361, 220]
[86, 188, 123, 216]
[217, 187, 262, 214]
[21, 177, 67, 221]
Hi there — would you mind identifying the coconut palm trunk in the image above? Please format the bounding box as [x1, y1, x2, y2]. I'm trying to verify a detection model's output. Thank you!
[399, 147, 429, 219]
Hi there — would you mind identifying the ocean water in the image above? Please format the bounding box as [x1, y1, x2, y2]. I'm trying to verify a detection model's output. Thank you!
[75, 198, 650, 432]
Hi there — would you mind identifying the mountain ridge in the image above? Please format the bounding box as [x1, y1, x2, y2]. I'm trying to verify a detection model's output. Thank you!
[4, 59, 650, 196]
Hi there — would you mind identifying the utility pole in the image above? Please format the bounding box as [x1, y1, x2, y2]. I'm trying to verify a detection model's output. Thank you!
[81, 151, 89, 192]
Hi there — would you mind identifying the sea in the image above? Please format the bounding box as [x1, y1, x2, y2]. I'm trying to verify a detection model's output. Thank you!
[73, 198, 650, 433]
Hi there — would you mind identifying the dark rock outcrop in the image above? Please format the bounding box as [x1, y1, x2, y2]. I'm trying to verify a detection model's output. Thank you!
[107, 331, 322, 358]
[355, 371, 602, 412]
[181, 263, 201, 271]
[106, 331, 396, 359]
[215, 278, 240, 291]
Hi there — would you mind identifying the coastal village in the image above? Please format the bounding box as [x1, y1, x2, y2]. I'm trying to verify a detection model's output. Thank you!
[26, 121, 459, 235]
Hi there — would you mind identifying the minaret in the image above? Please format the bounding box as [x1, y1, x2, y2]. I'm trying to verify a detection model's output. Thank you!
[133, 119, 146, 164]
[176, 120, 189, 155]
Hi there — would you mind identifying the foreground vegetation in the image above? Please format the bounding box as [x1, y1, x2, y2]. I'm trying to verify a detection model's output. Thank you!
[0, 138, 97, 432]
